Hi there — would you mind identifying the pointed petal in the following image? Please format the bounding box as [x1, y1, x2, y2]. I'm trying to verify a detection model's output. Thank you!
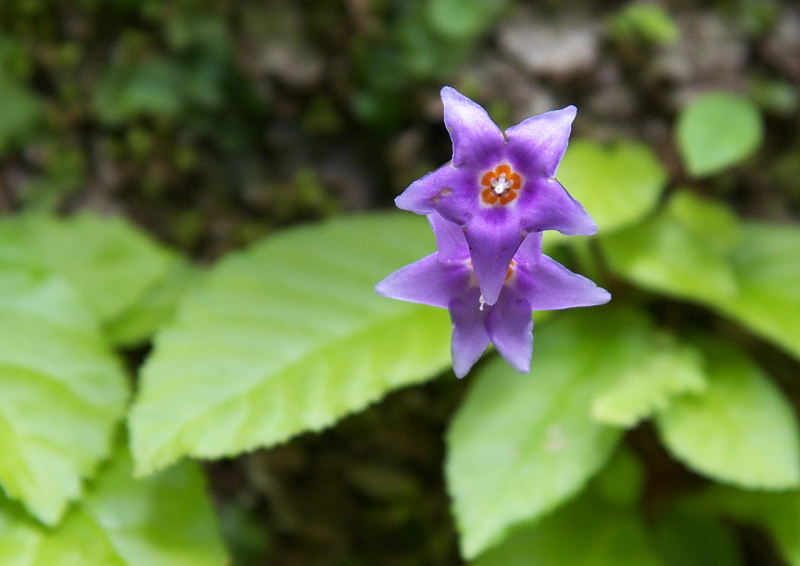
[429, 213, 469, 263]
[485, 292, 533, 374]
[375, 254, 469, 308]
[516, 254, 611, 311]
[463, 210, 524, 305]
[395, 163, 464, 217]
[518, 177, 597, 236]
[506, 105, 576, 177]
[512, 231, 544, 265]
[449, 289, 491, 378]
[441, 87, 506, 169]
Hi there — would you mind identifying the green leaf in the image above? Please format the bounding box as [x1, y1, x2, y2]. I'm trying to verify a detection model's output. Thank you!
[610, 4, 680, 44]
[446, 306, 671, 559]
[0, 271, 129, 525]
[600, 192, 740, 304]
[105, 257, 201, 347]
[676, 91, 764, 177]
[425, 0, 507, 40]
[129, 213, 452, 475]
[654, 508, 743, 566]
[591, 446, 645, 507]
[0, 445, 228, 566]
[655, 339, 800, 490]
[591, 338, 707, 427]
[692, 486, 800, 566]
[556, 139, 667, 234]
[721, 223, 800, 360]
[0, 213, 172, 325]
[602, 192, 800, 362]
[471, 491, 662, 566]
[0, 77, 44, 154]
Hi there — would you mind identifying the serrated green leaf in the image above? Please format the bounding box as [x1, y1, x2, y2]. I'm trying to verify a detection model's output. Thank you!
[105, 257, 201, 347]
[676, 91, 764, 177]
[600, 192, 739, 303]
[446, 306, 672, 559]
[129, 213, 452, 475]
[556, 139, 667, 234]
[0, 271, 129, 525]
[591, 339, 706, 427]
[655, 340, 800, 490]
[0, 445, 227, 566]
[471, 491, 662, 566]
[0, 214, 172, 325]
[691, 487, 800, 566]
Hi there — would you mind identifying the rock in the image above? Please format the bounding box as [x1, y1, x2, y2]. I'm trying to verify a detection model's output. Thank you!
[498, 13, 600, 77]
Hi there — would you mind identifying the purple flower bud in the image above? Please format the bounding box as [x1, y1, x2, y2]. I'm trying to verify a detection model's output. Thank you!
[376, 214, 610, 378]
[395, 87, 596, 305]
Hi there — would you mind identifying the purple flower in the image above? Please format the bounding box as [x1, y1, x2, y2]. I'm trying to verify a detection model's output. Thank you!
[376, 214, 610, 378]
[395, 87, 596, 305]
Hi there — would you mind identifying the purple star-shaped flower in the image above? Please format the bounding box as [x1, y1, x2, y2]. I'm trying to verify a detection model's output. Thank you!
[376, 214, 610, 378]
[395, 87, 596, 305]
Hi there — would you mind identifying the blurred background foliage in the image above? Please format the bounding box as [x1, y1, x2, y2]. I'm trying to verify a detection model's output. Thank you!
[0, 0, 799, 565]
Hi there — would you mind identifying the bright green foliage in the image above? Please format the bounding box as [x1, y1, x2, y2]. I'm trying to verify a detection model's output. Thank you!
[676, 91, 764, 177]
[0, 214, 173, 326]
[693, 486, 800, 566]
[0, 271, 128, 525]
[446, 306, 675, 559]
[722, 223, 800, 361]
[655, 340, 800, 490]
[555, 139, 668, 234]
[105, 257, 201, 347]
[601, 191, 800, 361]
[470, 491, 662, 566]
[610, 3, 680, 44]
[600, 191, 740, 304]
[129, 213, 452, 475]
[0, 446, 228, 566]
[591, 338, 706, 427]
[654, 508, 743, 566]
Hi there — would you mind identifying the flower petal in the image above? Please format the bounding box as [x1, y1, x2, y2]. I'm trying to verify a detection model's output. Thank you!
[375, 254, 469, 308]
[518, 177, 597, 236]
[485, 292, 533, 374]
[395, 163, 465, 217]
[505, 105, 576, 177]
[463, 209, 524, 305]
[449, 288, 491, 378]
[429, 213, 469, 263]
[511, 231, 544, 265]
[516, 254, 611, 311]
[441, 87, 506, 169]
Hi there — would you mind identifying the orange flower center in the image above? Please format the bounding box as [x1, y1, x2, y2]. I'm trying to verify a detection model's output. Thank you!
[481, 164, 522, 205]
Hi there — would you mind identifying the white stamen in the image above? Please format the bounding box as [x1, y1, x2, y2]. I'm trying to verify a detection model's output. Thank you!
[491, 173, 512, 195]
[479, 295, 486, 311]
